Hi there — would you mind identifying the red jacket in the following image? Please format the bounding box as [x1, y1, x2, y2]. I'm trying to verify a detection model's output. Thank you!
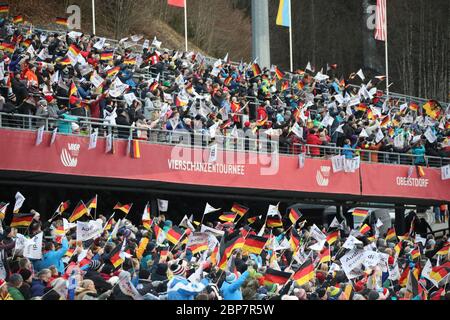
[306, 133, 323, 156]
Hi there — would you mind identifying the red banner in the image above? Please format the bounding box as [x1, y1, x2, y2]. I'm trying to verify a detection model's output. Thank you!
[0, 129, 360, 196]
[360, 163, 450, 202]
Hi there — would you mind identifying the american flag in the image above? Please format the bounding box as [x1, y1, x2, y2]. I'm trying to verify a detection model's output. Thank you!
[375, 0, 386, 41]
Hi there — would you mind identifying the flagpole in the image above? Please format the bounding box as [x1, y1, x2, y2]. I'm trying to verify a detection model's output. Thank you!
[94, 194, 98, 220]
[92, 0, 96, 35]
[288, 0, 293, 72]
[184, 0, 188, 52]
[384, 1, 389, 100]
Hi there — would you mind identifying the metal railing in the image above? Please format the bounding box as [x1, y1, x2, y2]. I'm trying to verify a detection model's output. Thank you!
[1, 112, 449, 168]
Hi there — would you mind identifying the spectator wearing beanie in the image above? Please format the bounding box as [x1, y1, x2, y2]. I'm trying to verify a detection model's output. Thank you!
[220, 267, 252, 300]
[166, 261, 209, 300]
[18, 269, 33, 300]
[8, 274, 25, 300]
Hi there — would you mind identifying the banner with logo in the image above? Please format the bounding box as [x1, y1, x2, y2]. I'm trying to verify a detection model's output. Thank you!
[23, 232, 43, 260]
[76, 220, 103, 242]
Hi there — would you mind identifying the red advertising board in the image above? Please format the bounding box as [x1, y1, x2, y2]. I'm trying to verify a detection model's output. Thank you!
[0, 129, 361, 196]
[360, 163, 450, 202]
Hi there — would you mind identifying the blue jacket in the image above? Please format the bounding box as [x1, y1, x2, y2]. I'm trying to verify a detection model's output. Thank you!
[167, 276, 209, 300]
[33, 238, 69, 274]
[220, 270, 250, 300]
[343, 144, 355, 159]
[30, 279, 47, 298]
[411, 145, 426, 165]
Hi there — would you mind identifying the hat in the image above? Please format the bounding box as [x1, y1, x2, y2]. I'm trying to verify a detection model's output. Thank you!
[244, 121, 250, 127]
[327, 287, 342, 300]
[44, 95, 55, 103]
[170, 263, 186, 276]
[139, 269, 151, 280]
[8, 91, 16, 100]
[107, 276, 119, 286]
[225, 272, 236, 283]
[368, 290, 380, 300]
[0, 279, 6, 288]
[38, 99, 48, 106]
[388, 256, 394, 266]
[88, 260, 102, 271]
[155, 263, 168, 276]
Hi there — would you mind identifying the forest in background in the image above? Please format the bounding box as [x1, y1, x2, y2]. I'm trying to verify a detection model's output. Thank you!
[5, 0, 449, 102]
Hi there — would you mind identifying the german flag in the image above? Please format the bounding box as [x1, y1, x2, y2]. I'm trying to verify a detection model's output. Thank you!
[289, 228, 301, 251]
[68, 44, 81, 57]
[293, 259, 315, 286]
[274, 66, 284, 80]
[100, 51, 114, 61]
[411, 249, 420, 260]
[21, 39, 32, 49]
[153, 224, 163, 242]
[352, 208, 369, 219]
[0, 4, 9, 14]
[105, 218, 113, 231]
[409, 103, 419, 112]
[430, 262, 450, 283]
[68, 201, 88, 223]
[263, 268, 292, 286]
[149, 81, 159, 92]
[124, 57, 137, 65]
[65, 247, 75, 258]
[436, 243, 450, 256]
[0, 202, 8, 220]
[69, 82, 78, 97]
[58, 56, 71, 65]
[326, 230, 339, 245]
[251, 63, 262, 77]
[394, 241, 403, 256]
[380, 115, 390, 127]
[399, 266, 410, 287]
[385, 227, 397, 241]
[136, 237, 149, 259]
[159, 248, 169, 263]
[217, 235, 240, 270]
[359, 224, 371, 235]
[106, 66, 120, 78]
[266, 216, 283, 228]
[431, 287, 445, 300]
[56, 17, 68, 27]
[188, 241, 209, 255]
[416, 166, 426, 178]
[86, 196, 97, 210]
[0, 42, 15, 54]
[242, 235, 268, 255]
[219, 213, 236, 223]
[13, 15, 23, 24]
[280, 81, 289, 92]
[109, 242, 125, 268]
[142, 204, 151, 230]
[423, 100, 441, 120]
[166, 226, 184, 245]
[56, 201, 71, 215]
[318, 247, 331, 264]
[223, 76, 232, 87]
[10, 213, 34, 228]
[356, 104, 367, 112]
[247, 215, 259, 224]
[113, 203, 132, 215]
[131, 140, 141, 159]
[288, 208, 302, 224]
[231, 203, 249, 217]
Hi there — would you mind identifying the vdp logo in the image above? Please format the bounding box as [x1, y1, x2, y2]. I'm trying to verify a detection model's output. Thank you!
[60, 143, 80, 168]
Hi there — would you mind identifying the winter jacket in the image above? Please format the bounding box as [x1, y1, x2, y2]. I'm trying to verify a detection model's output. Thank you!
[306, 133, 323, 156]
[33, 238, 69, 274]
[166, 276, 209, 300]
[8, 287, 25, 300]
[30, 279, 47, 297]
[220, 270, 250, 300]
[83, 270, 113, 294]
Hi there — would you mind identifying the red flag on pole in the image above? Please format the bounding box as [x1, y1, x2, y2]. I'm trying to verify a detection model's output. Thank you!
[168, 0, 185, 7]
[375, 0, 386, 41]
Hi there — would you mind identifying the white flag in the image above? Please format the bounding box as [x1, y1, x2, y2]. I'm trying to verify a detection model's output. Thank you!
[88, 129, 98, 150]
[267, 204, 280, 217]
[359, 128, 369, 138]
[441, 164, 450, 181]
[310, 224, 327, 242]
[424, 127, 437, 144]
[157, 199, 168, 212]
[306, 62, 313, 72]
[23, 232, 43, 260]
[204, 203, 220, 215]
[76, 220, 103, 242]
[356, 69, 365, 80]
[152, 37, 162, 49]
[375, 129, 384, 143]
[105, 134, 113, 153]
[376, 218, 384, 229]
[50, 128, 58, 145]
[298, 152, 305, 169]
[331, 155, 345, 173]
[179, 215, 195, 231]
[291, 122, 304, 139]
[14, 192, 26, 213]
[93, 37, 106, 50]
[209, 144, 217, 163]
[330, 217, 340, 229]
[309, 240, 326, 251]
[36, 126, 45, 146]
[342, 235, 362, 250]
[142, 39, 150, 49]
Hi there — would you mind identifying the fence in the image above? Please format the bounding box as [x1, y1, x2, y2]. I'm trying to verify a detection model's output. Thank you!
[1, 112, 448, 168]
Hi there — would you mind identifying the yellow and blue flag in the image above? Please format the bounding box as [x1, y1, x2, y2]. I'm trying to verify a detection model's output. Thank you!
[276, 0, 291, 27]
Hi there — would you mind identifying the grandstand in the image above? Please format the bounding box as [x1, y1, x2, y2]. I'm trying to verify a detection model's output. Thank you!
[0, 17, 448, 235]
